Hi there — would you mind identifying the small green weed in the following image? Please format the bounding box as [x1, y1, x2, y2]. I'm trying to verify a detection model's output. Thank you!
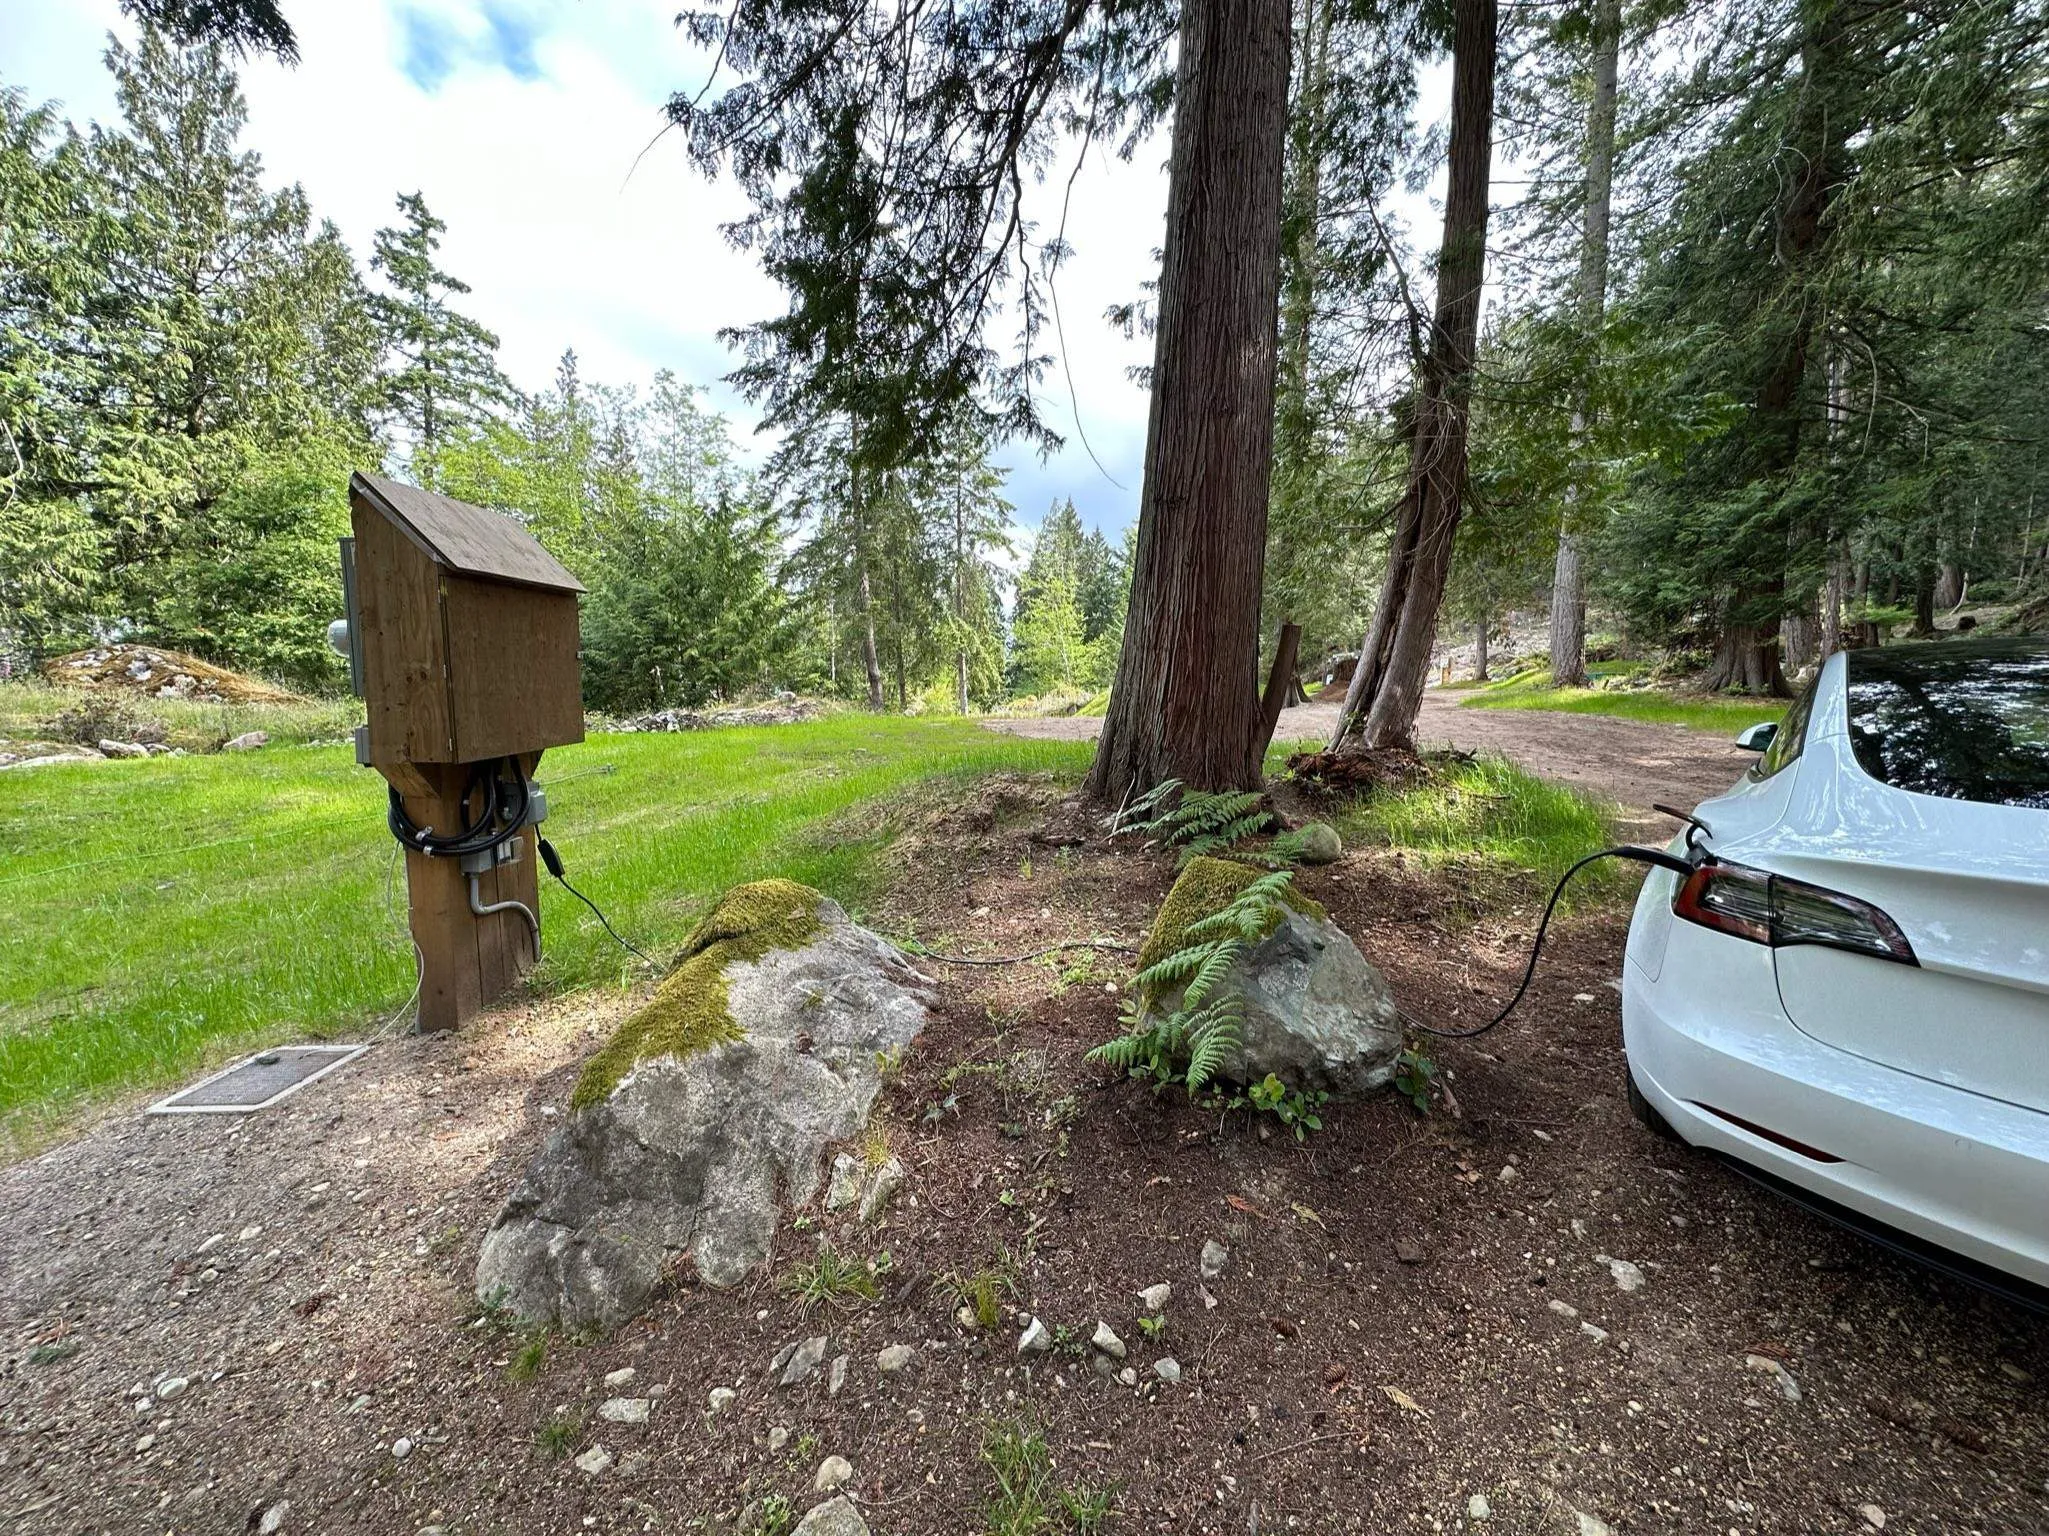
[1246, 1073, 1328, 1140]
[981, 1418, 1118, 1534]
[534, 1411, 579, 1458]
[781, 1239, 890, 1313]
[26, 1339, 79, 1365]
[1060, 1483, 1116, 1534]
[1393, 1048, 1438, 1114]
[950, 1248, 1023, 1329]
[745, 1494, 797, 1536]
[506, 1332, 550, 1383]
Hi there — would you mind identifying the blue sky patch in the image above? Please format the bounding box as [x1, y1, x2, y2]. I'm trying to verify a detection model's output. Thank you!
[399, 2, 549, 92]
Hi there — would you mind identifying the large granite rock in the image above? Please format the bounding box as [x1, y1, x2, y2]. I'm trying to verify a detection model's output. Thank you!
[1139, 857, 1400, 1098]
[476, 880, 931, 1330]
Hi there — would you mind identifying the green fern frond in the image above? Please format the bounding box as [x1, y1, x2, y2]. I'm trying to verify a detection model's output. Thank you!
[1132, 945, 1212, 996]
[1182, 1001, 1243, 1093]
[1180, 938, 1242, 1010]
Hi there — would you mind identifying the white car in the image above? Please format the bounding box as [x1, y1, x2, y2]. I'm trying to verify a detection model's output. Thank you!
[1622, 636, 2049, 1303]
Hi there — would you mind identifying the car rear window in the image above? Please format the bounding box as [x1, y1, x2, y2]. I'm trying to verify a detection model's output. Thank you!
[1843, 639, 2049, 809]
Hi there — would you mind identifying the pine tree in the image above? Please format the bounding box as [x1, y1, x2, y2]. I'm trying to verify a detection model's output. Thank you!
[370, 191, 514, 467]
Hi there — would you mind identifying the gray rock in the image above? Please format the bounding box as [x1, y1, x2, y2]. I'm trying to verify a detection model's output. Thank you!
[1597, 1255, 1646, 1293]
[391, 1436, 413, 1460]
[98, 739, 149, 759]
[876, 1344, 916, 1374]
[813, 1455, 854, 1492]
[1200, 1240, 1230, 1282]
[1467, 1493, 1492, 1522]
[475, 890, 933, 1329]
[1017, 1317, 1052, 1354]
[768, 1426, 790, 1453]
[825, 1153, 862, 1211]
[598, 1397, 651, 1423]
[222, 731, 269, 752]
[1295, 821, 1343, 864]
[155, 1376, 189, 1400]
[707, 1387, 737, 1414]
[257, 1503, 289, 1535]
[604, 1367, 637, 1389]
[573, 1445, 614, 1476]
[1743, 1353, 1801, 1402]
[1154, 1357, 1182, 1384]
[1138, 1282, 1172, 1313]
[827, 1355, 849, 1396]
[858, 1156, 906, 1223]
[1091, 1322, 1126, 1360]
[792, 1497, 870, 1536]
[1117, 1366, 1138, 1386]
[780, 1336, 830, 1387]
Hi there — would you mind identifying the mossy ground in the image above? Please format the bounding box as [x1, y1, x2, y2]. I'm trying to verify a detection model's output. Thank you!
[570, 879, 824, 1110]
[1134, 857, 1325, 976]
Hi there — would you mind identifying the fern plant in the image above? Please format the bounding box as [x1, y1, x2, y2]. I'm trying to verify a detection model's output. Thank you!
[1087, 867, 1304, 1095]
[1112, 779, 1296, 868]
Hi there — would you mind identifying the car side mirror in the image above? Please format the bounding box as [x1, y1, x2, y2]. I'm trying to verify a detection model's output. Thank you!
[1734, 722, 1777, 752]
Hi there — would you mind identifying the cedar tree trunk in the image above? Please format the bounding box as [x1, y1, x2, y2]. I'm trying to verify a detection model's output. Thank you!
[1331, 0, 1498, 750]
[1084, 0, 1290, 802]
[1547, 0, 1619, 690]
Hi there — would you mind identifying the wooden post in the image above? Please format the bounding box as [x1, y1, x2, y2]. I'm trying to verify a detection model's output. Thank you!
[347, 473, 584, 1034]
[387, 759, 542, 1033]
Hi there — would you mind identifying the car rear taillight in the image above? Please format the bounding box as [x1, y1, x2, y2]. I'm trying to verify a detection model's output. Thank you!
[1672, 862, 1918, 965]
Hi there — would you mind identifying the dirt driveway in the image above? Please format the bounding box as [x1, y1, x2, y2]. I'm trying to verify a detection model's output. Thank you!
[1, 744, 2043, 1536]
[989, 692, 1760, 834]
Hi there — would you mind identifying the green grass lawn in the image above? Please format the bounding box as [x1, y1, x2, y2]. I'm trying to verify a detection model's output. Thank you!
[1456, 667, 1787, 736]
[0, 715, 1093, 1142]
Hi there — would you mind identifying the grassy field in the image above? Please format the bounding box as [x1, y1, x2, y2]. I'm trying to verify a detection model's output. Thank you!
[1337, 752, 1626, 909]
[0, 715, 1093, 1142]
[1457, 667, 1787, 735]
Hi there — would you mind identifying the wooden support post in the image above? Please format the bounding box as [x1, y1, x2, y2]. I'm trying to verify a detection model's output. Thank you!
[384, 758, 541, 1033]
[1256, 622, 1304, 763]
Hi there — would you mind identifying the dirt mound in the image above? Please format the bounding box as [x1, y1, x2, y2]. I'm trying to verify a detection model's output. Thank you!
[42, 645, 302, 705]
[1285, 744, 1432, 794]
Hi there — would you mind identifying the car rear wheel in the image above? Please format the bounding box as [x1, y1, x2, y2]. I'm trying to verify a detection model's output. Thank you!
[1625, 1063, 1681, 1142]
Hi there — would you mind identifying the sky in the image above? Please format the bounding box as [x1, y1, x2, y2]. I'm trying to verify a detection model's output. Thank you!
[1, 0, 1170, 541]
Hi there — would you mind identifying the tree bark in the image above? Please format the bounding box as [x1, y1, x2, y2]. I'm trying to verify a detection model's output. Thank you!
[857, 564, 884, 711]
[1547, 0, 1620, 691]
[1085, 0, 1290, 802]
[1706, 622, 1789, 693]
[1331, 0, 1497, 750]
[1473, 615, 1490, 682]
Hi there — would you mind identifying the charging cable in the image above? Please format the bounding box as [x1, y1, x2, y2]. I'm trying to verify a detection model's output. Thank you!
[538, 837, 655, 966]
[1400, 842, 1697, 1040]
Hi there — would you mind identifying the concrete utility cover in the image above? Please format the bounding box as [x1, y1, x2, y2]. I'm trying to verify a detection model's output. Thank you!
[147, 1044, 369, 1115]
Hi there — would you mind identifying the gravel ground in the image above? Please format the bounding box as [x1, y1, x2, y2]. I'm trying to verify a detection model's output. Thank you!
[1, 735, 2042, 1536]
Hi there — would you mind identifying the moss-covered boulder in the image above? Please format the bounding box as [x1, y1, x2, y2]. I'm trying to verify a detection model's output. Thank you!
[1139, 857, 1399, 1099]
[476, 881, 931, 1330]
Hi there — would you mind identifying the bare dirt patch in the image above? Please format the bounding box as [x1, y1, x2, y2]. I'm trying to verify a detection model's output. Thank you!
[2, 779, 2044, 1535]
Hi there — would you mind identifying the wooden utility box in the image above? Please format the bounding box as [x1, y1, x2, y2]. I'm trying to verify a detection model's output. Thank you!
[345, 472, 586, 1031]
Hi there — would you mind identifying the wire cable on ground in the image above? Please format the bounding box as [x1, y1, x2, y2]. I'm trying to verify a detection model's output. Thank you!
[910, 938, 1135, 967]
[1398, 844, 1693, 1040]
[538, 838, 656, 966]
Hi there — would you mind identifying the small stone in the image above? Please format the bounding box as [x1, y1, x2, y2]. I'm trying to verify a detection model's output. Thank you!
[1154, 1357, 1182, 1384]
[1199, 1284, 1219, 1311]
[1579, 1323, 1610, 1344]
[1117, 1366, 1137, 1386]
[257, 1503, 290, 1535]
[573, 1445, 614, 1476]
[598, 1397, 651, 1424]
[825, 1154, 862, 1211]
[779, 1336, 830, 1387]
[99, 739, 149, 759]
[1575, 1513, 1615, 1536]
[238, 1225, 262, 1241]
[1744, 1353, 1801, 1402]
[768, 1426, 790, 1453]
[156, 1376, 189, 1399]
[827, 1355, 849, 1396]
[876, 1344, 917, 1374]
[196, 1233, 225, 1255]
[708, 1387, 737, 1415]
[1091, 1321, 1126, 1360]
[1017, 1317, 1052, 1353]
[604, 1367, 637, 1389]
[1296, 821, 1343, 864]
[1596, 1255, 1646, 1292]
[1497, 1165, 1520, 1185]
[134, 1434, 156, 1453]
[1138, 1282, 1172, 1313]
[1467, 1493, 1491, 1522]
[223, 731, 270, 752]
[956, 1305, 979, 1330]
[858, 1156, 906, 1223]
[1547, 1299, 1579, 1319]
[1200, 1239, 1231, 1281]
[1859, 1504, 1887, 1530]
[792, 1496, 871, 1536]
[391, 1436, 414, 1460]
[814, 1454, 854, 1492]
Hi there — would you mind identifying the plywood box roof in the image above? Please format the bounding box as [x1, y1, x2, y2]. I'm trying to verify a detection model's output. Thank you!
[350, 471, 586, 594]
